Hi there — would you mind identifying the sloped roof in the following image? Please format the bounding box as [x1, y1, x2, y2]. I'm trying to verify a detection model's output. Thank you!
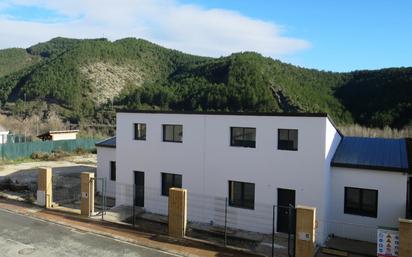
[96, 137, 116, 148]
[37, 130, 79, 138]
[331, 136, 409, 173]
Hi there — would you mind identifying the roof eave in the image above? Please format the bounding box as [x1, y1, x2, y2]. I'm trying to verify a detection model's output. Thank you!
[331, 162, 409, 173]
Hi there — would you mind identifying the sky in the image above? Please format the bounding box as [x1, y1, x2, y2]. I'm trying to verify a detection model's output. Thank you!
[0, 0, 411, 72]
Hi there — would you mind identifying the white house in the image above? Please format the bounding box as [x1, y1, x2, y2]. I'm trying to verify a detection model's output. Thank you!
[37, 130, 79, 141]
[0, 125, 9, 144]
[96, 137, 116, 198]
[96, 110, 411, 245]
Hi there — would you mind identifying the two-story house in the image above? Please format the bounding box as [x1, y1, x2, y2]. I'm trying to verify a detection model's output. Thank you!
[96, 110, 411, 244]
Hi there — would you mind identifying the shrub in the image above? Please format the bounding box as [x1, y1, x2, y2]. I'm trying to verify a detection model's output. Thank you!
[30, 151, 50, 160]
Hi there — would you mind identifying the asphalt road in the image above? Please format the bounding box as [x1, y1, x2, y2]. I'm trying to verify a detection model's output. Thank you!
[0, 209, 179, 257]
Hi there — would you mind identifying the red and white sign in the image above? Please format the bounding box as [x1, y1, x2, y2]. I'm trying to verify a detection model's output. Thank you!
[377, 227, 399, 257]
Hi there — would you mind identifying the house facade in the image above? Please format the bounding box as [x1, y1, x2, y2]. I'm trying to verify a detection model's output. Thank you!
[0, 125, 9, 144]
[96, 111, 411, 245]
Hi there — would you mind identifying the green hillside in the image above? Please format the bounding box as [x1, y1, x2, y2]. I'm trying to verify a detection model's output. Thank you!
[0, 48, 40, 78]
[0, 37, 411, 128]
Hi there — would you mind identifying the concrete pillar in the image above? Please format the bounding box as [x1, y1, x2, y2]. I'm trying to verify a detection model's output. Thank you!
[168, 188, 187, 238]
[399, 218, 412, 257]
[37, 167, 52, 208]
[80, 172, 94, 217]
[295, 205, 316, 257]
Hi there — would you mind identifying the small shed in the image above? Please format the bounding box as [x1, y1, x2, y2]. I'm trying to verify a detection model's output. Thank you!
[37, 130, 79, 141]
[0, 124, 9, 144]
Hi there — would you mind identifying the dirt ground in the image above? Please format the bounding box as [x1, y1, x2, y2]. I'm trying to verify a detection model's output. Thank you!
[0, 154, 96, 177]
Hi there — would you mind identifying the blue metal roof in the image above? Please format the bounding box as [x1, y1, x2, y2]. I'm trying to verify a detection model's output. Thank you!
[332, 137, 409, 172]
[96, 137, 116, 148]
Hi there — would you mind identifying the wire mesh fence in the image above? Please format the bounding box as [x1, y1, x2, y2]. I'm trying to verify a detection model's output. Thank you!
[95, 181, 295, 256]
[317, 219, 378, 243]
[0, 171, 38, 204]
[0, 138, 98, 160]
[52, 172, 81, 209]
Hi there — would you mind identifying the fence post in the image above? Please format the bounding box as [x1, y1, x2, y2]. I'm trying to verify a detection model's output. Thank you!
[132, 184, 136, 227]
[80, 172, 95, 217]
[168, 188, 187, 238]
[102, 178, 107, 220]
[224, 197, 228, 246]
[295, 205, 316, 257]
[272, 205, 275, 257]
[399, 218, 412, 257]
[37, 167, 52, 208]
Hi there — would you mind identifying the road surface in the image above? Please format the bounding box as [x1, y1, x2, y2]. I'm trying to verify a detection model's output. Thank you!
[0, 208, 179, 257]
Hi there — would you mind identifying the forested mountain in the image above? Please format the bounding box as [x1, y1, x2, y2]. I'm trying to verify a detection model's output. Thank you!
[0, 37, 411, 128]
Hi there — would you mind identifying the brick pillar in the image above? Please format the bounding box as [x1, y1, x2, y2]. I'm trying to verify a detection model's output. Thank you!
[168, 188, 187, 238]
[37, 167, 52, 208]
[295, 205, 316, 257]
[80, 172, 94, 217]
[399, 218, 412, 257]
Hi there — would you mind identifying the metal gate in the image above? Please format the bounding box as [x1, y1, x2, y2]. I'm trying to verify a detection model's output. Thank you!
[95, 177, 107, 218]
[52, 173, 81, 209]
[287, 205, 296, 257]
[271, 204, 296, 257]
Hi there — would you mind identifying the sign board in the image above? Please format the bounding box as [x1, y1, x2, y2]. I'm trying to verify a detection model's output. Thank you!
[377, 227, 399, 257]
[298, 232, 311, 241]
[36, 190, 45, 206]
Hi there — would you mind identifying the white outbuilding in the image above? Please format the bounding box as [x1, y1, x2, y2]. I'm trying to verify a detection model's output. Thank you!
[0, 124, 9, 144]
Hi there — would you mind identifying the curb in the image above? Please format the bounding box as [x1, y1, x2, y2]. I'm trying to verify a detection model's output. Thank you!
[0, 198, 262, 257]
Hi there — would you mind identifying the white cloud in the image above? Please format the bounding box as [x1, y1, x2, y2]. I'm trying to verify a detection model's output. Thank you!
[0, 0, 310, 57]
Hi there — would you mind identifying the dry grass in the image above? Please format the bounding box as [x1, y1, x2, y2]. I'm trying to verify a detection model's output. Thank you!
[0, 111, 65, 138]
[339, 124, 412, 138]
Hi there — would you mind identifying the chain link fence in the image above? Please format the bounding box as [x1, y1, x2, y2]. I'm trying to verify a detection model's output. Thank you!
[96, 181, 296, 257]
[52, 172, 81, 209]
[0, 139, 98, 160]
[317, 219, 378, 243]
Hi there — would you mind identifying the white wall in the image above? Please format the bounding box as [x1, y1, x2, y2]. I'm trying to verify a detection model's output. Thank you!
[51, 133, 77, 141]
[329, 167, 408, 242]
[96, 146, 116, 198]
[0, 131, 8, 144]
[322, 119, 342, 241]
[116, 112, 338, 244]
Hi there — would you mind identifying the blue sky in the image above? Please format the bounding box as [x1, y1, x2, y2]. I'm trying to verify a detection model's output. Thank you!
[0, 0, 411, 71]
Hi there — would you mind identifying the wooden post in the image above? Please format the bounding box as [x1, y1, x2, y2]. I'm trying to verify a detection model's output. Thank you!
[37, 167, 52, 208]
[399, 218, 412, 257]
[295, 205, 316, 257]
[168, 188, 187, 238]
[80, 172, 94, 217]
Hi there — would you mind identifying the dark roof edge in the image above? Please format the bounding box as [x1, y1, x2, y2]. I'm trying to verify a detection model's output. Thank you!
[331, 162, 408, 173]
[95, 137, 116, 148]
[116, 109, 328, 118]
[95, 144, 116, 148]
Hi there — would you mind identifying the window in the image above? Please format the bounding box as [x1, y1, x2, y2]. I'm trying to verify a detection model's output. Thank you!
[230, 127, 256, 148]
[110, 161, 116, 181]
[163, 125, 183, 143]
[229, 181, 255, 209]
[161, 173, 182, 196]
[278, 129, 298, 151]
[344, 187, 378, 218]
[134, 123, 146, 140]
